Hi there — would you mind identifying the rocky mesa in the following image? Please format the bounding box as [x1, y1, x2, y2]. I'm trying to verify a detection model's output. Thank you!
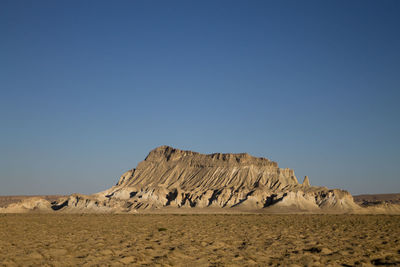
[1, 146, 398, 213]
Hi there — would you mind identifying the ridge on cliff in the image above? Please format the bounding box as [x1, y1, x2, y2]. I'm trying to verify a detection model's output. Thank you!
[3, 145, 392, 214]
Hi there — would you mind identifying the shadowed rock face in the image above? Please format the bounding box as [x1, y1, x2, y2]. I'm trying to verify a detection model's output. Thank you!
[1, 146, 374, 213]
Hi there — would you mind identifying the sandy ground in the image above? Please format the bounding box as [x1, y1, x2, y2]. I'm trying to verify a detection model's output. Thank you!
[0, 214, 399, 266]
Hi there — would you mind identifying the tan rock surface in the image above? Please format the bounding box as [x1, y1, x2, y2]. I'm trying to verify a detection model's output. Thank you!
[0, 195, 64, 208]
[99, 146, 360, 212]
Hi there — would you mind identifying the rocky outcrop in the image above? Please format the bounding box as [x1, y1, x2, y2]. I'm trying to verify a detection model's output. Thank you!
[95, 146, 360, 212]
[0, 197, 53, 213]
[0, 146, 376, 213]
[302, 176, 310, 187]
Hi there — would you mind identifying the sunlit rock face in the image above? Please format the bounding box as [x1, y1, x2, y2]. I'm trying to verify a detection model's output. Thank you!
[100, 146, 360, 212]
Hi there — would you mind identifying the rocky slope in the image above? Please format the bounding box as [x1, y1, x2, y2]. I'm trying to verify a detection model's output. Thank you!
[95, 146, 359, 212]
[3, 145, 395, 213]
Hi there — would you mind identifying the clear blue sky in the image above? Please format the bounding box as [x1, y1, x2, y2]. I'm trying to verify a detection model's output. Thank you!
[1, 1, 399, 196]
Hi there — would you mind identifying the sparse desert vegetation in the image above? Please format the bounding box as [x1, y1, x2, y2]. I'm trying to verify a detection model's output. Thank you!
[0, 214, 399, 266]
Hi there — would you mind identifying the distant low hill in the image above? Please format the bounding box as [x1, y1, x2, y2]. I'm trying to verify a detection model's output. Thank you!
[0, 195, 64, 208]
[353, 194, 400, 206]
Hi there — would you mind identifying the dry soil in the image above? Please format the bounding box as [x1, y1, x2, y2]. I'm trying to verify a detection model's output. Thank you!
[0, 214, 399, 266]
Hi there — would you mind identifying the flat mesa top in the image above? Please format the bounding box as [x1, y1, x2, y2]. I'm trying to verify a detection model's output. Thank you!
[144, 146, 278, 167]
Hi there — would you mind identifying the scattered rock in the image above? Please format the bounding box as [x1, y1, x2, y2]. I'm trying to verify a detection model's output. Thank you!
[320, 248, 333, 255]
[120, 256, 135, 264]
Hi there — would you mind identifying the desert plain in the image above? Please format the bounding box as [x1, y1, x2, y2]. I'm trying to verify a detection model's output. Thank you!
[0, 214, 399, 266]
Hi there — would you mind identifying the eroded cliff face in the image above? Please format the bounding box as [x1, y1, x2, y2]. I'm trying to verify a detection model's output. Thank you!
[0, 146, 365, 213]
[116, 145, 297, 190]
[96, 146, 360, 212]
